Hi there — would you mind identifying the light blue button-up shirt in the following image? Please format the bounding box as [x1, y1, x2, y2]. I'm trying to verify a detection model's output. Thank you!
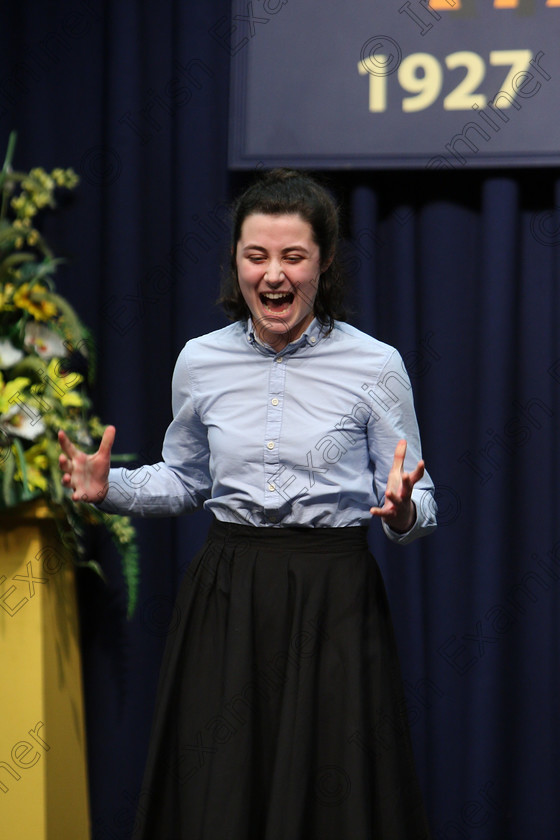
[99, 318, 437, 544]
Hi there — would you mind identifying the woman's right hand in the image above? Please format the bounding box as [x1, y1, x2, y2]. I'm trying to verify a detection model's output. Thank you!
[58, 425, 115, 503]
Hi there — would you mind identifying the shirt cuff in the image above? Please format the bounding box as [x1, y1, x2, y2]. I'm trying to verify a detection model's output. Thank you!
[381, 490, 437, 545]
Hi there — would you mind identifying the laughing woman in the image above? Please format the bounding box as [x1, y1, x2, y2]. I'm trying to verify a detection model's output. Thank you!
[59, 169, 437, 840]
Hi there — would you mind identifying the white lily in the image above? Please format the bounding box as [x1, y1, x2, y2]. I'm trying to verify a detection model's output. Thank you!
[0, 405, 46, 440]
[24, 322, 67, 359]
[0, 338, 24, 369]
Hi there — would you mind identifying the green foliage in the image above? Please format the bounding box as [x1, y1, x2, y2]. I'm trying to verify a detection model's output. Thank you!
[0, 132, 139, 617]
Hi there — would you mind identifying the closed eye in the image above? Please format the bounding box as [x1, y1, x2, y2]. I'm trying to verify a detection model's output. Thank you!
[245, 253, 305, 264]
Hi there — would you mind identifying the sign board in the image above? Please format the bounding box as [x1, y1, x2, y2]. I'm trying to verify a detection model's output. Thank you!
[225, 0, 560, 169]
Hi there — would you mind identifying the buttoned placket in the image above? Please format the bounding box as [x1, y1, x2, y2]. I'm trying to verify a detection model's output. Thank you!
[263, 352, 287, 522]
[245, 319, 323, 523]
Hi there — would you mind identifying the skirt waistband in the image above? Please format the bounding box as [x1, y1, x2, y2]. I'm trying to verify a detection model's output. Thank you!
[208, 517, 369, 552]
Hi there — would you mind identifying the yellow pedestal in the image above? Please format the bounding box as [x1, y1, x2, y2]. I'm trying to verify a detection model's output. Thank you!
[0, 501, 90, 838]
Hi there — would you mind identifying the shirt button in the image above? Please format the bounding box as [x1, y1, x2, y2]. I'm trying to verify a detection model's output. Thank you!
[276, 356, 283, 363]
[268, 483, 275, 491]
[310, 336, 316, 344]
[271, 398, 279, 406]
[267, 441, 275, 450]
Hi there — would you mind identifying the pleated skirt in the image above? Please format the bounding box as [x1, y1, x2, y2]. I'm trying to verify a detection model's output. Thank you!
[133, 518, 431, 840]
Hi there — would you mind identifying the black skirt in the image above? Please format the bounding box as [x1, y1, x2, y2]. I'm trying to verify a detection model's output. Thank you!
[133, 518, 431, 840]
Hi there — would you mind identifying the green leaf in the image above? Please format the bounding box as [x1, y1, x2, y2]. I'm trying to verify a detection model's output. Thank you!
[0, 253, 37, 281]
[0, 131, 17, 194]
[75, 559, 107, 582]
[120, 540, 140, 619]
[11, 437, 33, 500]
[1, 444, 17, 506]
[0, 226, 24, 245]
[25, 258, 63, 285]
[11, 355, 45, 379]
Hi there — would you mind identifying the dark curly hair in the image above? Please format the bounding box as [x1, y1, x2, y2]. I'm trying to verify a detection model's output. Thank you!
[218, 169, 347, 332]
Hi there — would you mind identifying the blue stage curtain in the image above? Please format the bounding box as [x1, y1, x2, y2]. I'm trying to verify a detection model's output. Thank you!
[2, 2, 559, 838]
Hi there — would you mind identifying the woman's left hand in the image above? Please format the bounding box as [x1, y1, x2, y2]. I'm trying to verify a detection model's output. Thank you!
[370, 439, 425, 533]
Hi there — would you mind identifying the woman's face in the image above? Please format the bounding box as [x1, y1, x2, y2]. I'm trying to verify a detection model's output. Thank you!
[235, 213, 324, 351]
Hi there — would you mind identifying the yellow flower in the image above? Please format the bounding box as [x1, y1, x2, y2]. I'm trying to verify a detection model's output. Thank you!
[52, 168, 79, 188]
[63, 168, 79, 188]
[16, 462, 47, 492]
[0, 370, 46, 440]
[60, 391, 84, 408]
[13, 283, 58, 321]
[45, 357, 83, 394]
[11, 193, 38, 219]
[0, 374, 32, 414]
[29, 168, 54, 191]
[33, 191, 51, 209]
[11, 195, 26, 212]
[0, 283, 14, 310]
[14, 441, 49, 492]
[51, 168, 66, 186]
[110, 516, 135, 545]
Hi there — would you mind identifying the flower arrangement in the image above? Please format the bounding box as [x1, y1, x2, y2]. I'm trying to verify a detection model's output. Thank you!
[0, 132, 138, 616]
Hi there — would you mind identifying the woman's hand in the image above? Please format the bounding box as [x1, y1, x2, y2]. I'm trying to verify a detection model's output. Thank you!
[58, 425, 115, 504]
[370, 439, 425, 534]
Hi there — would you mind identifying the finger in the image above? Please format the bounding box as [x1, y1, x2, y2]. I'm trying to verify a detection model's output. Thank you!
[407, 459, 425, 486]
[98, 425, 116, 456]
[384, 489, 402, 505]
[58, 429, 77, 458]
[390, 439, 407, 472]
[370, 503, 393, 517]
[395, 471, 415, 499]
[59, 453, 71, 472]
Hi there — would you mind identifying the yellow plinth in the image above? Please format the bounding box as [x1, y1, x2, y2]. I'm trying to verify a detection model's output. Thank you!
[0, 501, 90, 838]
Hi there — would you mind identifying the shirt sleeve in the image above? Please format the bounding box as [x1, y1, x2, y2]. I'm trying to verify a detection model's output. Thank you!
[97, 344, 212, 517]
[365, 348, 437, 545]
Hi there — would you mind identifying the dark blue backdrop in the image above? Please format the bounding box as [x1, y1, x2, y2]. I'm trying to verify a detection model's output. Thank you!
[2, 2, 559, 838]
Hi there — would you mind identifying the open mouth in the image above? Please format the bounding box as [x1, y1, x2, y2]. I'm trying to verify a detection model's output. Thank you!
[259, 291, 294, 313]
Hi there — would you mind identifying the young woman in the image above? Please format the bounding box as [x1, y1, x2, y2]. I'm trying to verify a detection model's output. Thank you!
[59, 169, 436, 839]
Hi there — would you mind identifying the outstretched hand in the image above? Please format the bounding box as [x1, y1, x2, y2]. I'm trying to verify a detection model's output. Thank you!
[370, 439, 424, 533]
[58, 425, 115, 504]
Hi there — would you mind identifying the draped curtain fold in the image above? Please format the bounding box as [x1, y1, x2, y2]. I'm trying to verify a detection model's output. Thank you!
[2, 2, 558, 837]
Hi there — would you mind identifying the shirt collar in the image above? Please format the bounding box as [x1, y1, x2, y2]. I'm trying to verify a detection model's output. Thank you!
[245, 317, 325, 354]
